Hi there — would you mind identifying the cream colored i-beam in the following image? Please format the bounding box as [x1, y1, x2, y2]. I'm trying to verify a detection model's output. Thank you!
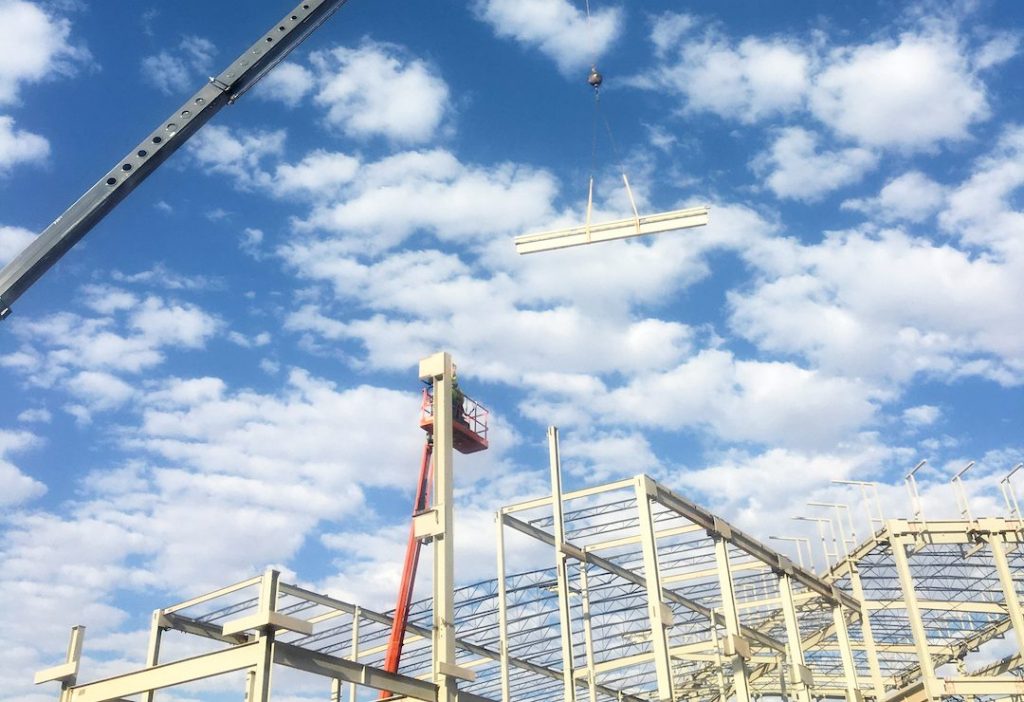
[418, 351, 476, 701]
[514, 206, 710, 255]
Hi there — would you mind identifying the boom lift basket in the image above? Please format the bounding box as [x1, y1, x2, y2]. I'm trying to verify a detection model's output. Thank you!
[419, 387, 489, 454]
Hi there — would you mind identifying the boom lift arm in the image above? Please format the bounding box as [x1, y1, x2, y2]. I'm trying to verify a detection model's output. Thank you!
[0, 0, 352, 321]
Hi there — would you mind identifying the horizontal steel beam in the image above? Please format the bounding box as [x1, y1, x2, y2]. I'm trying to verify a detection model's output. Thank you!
[274, 642, 439, 701]
[68, 641, 259, 702]
[514, 206, 710, 254]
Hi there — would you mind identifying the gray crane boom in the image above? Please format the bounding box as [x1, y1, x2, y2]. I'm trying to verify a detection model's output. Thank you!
[0, 0, 351, 321]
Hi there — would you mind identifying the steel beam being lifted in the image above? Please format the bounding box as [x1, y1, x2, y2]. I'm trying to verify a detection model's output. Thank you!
[513, 206, 710, 255]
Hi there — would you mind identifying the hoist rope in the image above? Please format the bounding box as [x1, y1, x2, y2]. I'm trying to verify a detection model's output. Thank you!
[582, 0, 641, 235]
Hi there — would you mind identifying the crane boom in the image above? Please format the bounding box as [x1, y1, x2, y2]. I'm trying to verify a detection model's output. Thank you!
[0, 0, 351, 321]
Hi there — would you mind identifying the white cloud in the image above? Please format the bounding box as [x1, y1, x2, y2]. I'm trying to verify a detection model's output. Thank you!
[940, 125, 1024, 256]
[281, 241, 697, 382]
[642, 19, 1001, 153]
[80, 284, 138, 316]
[0, 429, 45, 506]
[473, 0, 621, 75]
[129, 296, 220, 348]
[0, 0, 88, 105]
[17, 407, 51, 423]
[186, 125, 285, 189]
[109, 264, 222, 291]
[292, 149, 560, 252]
[728, 229, 1024, 386]
[842, 171, 947, 223]
[593, 349, 881, 449]
[2, 294, 220, 391]
[561, 431, 661, 482]
[310, 41, 451, 143]
[810, 32, 988, 149]
[669, 440, 896, 539]
[272, 149, 359, 199]
[0, 224, 35, 266]
[66, 370, 136, 410]
[642, 23, 810, 123]
[239, 227, 264, 259]
[972, 33, 1021, 71]
[0, 114, 48, 174]
[255, 61, 314, 106]
[141, 35, 215, 95]
[903, 404, 941, 427]
[754, 127, 877, 201]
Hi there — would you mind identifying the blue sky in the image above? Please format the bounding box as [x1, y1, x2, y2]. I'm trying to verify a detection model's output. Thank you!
[1, 0, 1023, 698]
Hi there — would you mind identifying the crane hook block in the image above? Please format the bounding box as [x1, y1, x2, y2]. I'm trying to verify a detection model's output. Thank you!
[588, 66, 603, 89]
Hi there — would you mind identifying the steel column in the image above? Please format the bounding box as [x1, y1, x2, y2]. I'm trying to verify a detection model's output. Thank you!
[548, 426, 577, 702]
[495, 510, 511, 702]
[350, 606, 362, 702]
[579, 565, 598, 702]
[832, 605, 861, 702]
[778, 573, 812, 702]
[714, 536, 752, 702]
[144, 611, 164, 702]
[988, 533, 1024, 659]
[891, 535, 940, 700]
[635, 476, 675, 702]
[847, 565, 885, 700]
[420, 352, 463, 702]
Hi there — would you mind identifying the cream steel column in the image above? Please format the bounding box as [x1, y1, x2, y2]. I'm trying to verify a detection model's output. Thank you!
[714, 534, 752, 702]
[777, 572, 812, 702]
[548, 426, 578, 702]
[988, 532, 1024, 659]
[891, 535, 941, 700]
[635, 475, 675, 702]
[419, 352, 473, 702]
[495, 509, 512, 702]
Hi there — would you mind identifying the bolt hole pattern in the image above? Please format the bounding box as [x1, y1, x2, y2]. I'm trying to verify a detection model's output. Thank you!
[137, 150, 148, 158]
[152, 136, 163, 144]
[106, 177, 117, 186]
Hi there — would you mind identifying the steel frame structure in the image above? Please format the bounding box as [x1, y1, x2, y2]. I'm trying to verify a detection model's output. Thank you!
[35, 428, 1024, 702]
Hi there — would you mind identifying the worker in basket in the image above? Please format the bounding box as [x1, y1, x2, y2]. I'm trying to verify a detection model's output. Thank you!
[452, 365, 467, 425]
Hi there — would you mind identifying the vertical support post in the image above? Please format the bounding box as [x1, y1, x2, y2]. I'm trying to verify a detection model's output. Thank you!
[952, 462, 976, 522]
[714, 535, 752, 702]
[496, 510, 512, 702]
[777, 573, 812, 702]
[248, 569, 279, 702]
[847, 566, 885, 701]
[905, 460, 927, 526]
[349, 606, 361, 702]
[144, 610, 164, 702]
[831, 604, 861, 702]
[709, 611, 728, 702]
[548, 426, 577, 702]
[419, 351, 460, 702]
[58, 626, 85, 702]
[891, 536, 940, 700]
[989, 533, 1024, 659]
[634, 476, 674, 702]
[1001, 464, 1024, 523]
[580, 565, 598, 702]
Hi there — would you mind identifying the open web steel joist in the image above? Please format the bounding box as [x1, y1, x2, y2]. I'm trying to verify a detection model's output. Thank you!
[36, 464, 1024, 702]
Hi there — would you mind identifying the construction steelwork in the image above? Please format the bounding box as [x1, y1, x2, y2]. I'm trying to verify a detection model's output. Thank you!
[35, 422, 1024, 702]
